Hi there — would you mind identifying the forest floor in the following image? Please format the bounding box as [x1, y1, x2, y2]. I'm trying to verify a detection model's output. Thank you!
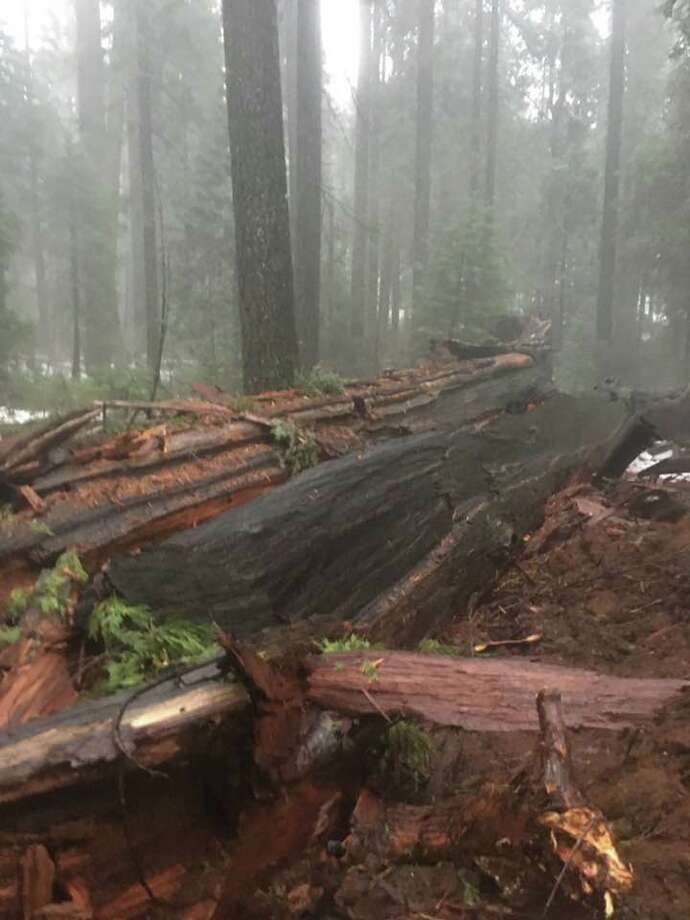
[227, 470, 690, 920]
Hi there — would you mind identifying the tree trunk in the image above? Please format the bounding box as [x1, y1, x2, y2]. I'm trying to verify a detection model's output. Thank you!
[412, 0, 435, 321]
[133, 0, 159, 369]
[23, 7, 50, 358]
[350, 0, 373, 352]
[325, 196, 336, 323]
[596, 0, 627, 345]
[294, 0, 322, 370]
[222, 0, 299, 393]
[485, 0, 500, 210]
[391, 231, 401, 332]
[68, 169, 81, 381]
[367, 0, 384, 365]
[110, 390, 628, 642]
[74, 0, 121, 370]
[470, 0, 483, 198]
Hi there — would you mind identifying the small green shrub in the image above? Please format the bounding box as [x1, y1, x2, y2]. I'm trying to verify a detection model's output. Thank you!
[4, 549, 88, 622]
[0, 625, 20, 646]
[269, 418, 320, 475]
[296, 365, 345, 397]
[381, 720, 433, 797]
[30, 520, 54, 537]
[417, 638, 461, 657]
[88, 596, 219, 692]
[318, 634, 373, 653]
[6, 587, 30, 623]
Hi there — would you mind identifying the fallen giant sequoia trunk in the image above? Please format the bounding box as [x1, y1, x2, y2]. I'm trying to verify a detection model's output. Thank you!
[110, 392, 629, 643]
[0, 352, 540, 592]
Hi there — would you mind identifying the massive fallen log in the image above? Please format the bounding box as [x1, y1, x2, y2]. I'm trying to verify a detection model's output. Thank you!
[109, 392, 629, 643]
[0, 352, 541, 599]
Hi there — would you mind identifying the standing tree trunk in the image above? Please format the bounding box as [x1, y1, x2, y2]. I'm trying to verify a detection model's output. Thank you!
[133, 0, 159, 369]
[325, 196, 336, 324]
[222, 0, 299, 393]
[350, 0, 373, 352]
[412, 0, 435, 323]
[294, 0, 322, 370]
[23, 4, 50, 359]
[68, 167, 81, 381]
[283, 0, 298, 258]
[74, 0, 121, 370]
[596, 0, 627, 345]
[485, 0, 500, 210]
[367, 0, 384, 365]
[470, 0, 483, 198]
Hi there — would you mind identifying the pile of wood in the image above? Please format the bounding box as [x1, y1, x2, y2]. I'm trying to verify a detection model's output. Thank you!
[3, 332, 690, 918]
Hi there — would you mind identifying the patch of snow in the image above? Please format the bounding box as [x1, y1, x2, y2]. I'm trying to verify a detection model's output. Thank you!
[0, 406, 48, 425]
[627, 449, 673, 475]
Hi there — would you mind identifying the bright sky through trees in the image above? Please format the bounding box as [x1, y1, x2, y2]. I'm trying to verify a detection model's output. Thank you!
[1, 0, 360, 106]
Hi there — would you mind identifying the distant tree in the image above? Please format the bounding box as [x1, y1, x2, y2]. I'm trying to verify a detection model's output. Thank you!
[470, 0, 483, 197]
[596, 0, 627, 345]
[351, 0, 374, 353]
[74, 0, 121, 369]
[412, 0, 435, 321]
[294, 0, 322, 369]
[126, 0, 159, 369]
[485, 0, 500, 209]
[222, 0, 299, 393]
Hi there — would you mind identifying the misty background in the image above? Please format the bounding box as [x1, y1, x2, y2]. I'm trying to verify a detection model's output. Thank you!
[0, 0, 689, 410]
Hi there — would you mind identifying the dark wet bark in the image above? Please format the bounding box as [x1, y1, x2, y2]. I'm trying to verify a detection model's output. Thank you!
[222, 0, 299, 393]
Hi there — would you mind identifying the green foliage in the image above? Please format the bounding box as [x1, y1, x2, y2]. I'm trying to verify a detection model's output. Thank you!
[0, 504, 14, 525]
[32, 549, 87, 617]
[381, 720, 433, 798]
[360, 660, 380, 682]
[269, 418, 320, 475]
[318, 634, 373, 653]
[6, 587, 30, 623]
[88, 596, 219, 692]
[3, 366, 153, 415]
[417, 638, 461, 657]
[3, 550, 87, 624]
[0, 625, 20, 646]
[30, 520, 55, 537]
[295, 365, 346, 397]
[665, 0, 690, 55]
[421, 207, 508, 340]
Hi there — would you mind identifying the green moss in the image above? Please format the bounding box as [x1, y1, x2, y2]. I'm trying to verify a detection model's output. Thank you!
[88, 596, 219, 692]
[417, 638, 462, 657]
[30, 520, 54, 537]
[6, 587, 30, 623]
[295, 366, 345, 397]
[381, 720, 433, 798]
[269, 418, 320, 475]
[0, 625, 21, 646]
